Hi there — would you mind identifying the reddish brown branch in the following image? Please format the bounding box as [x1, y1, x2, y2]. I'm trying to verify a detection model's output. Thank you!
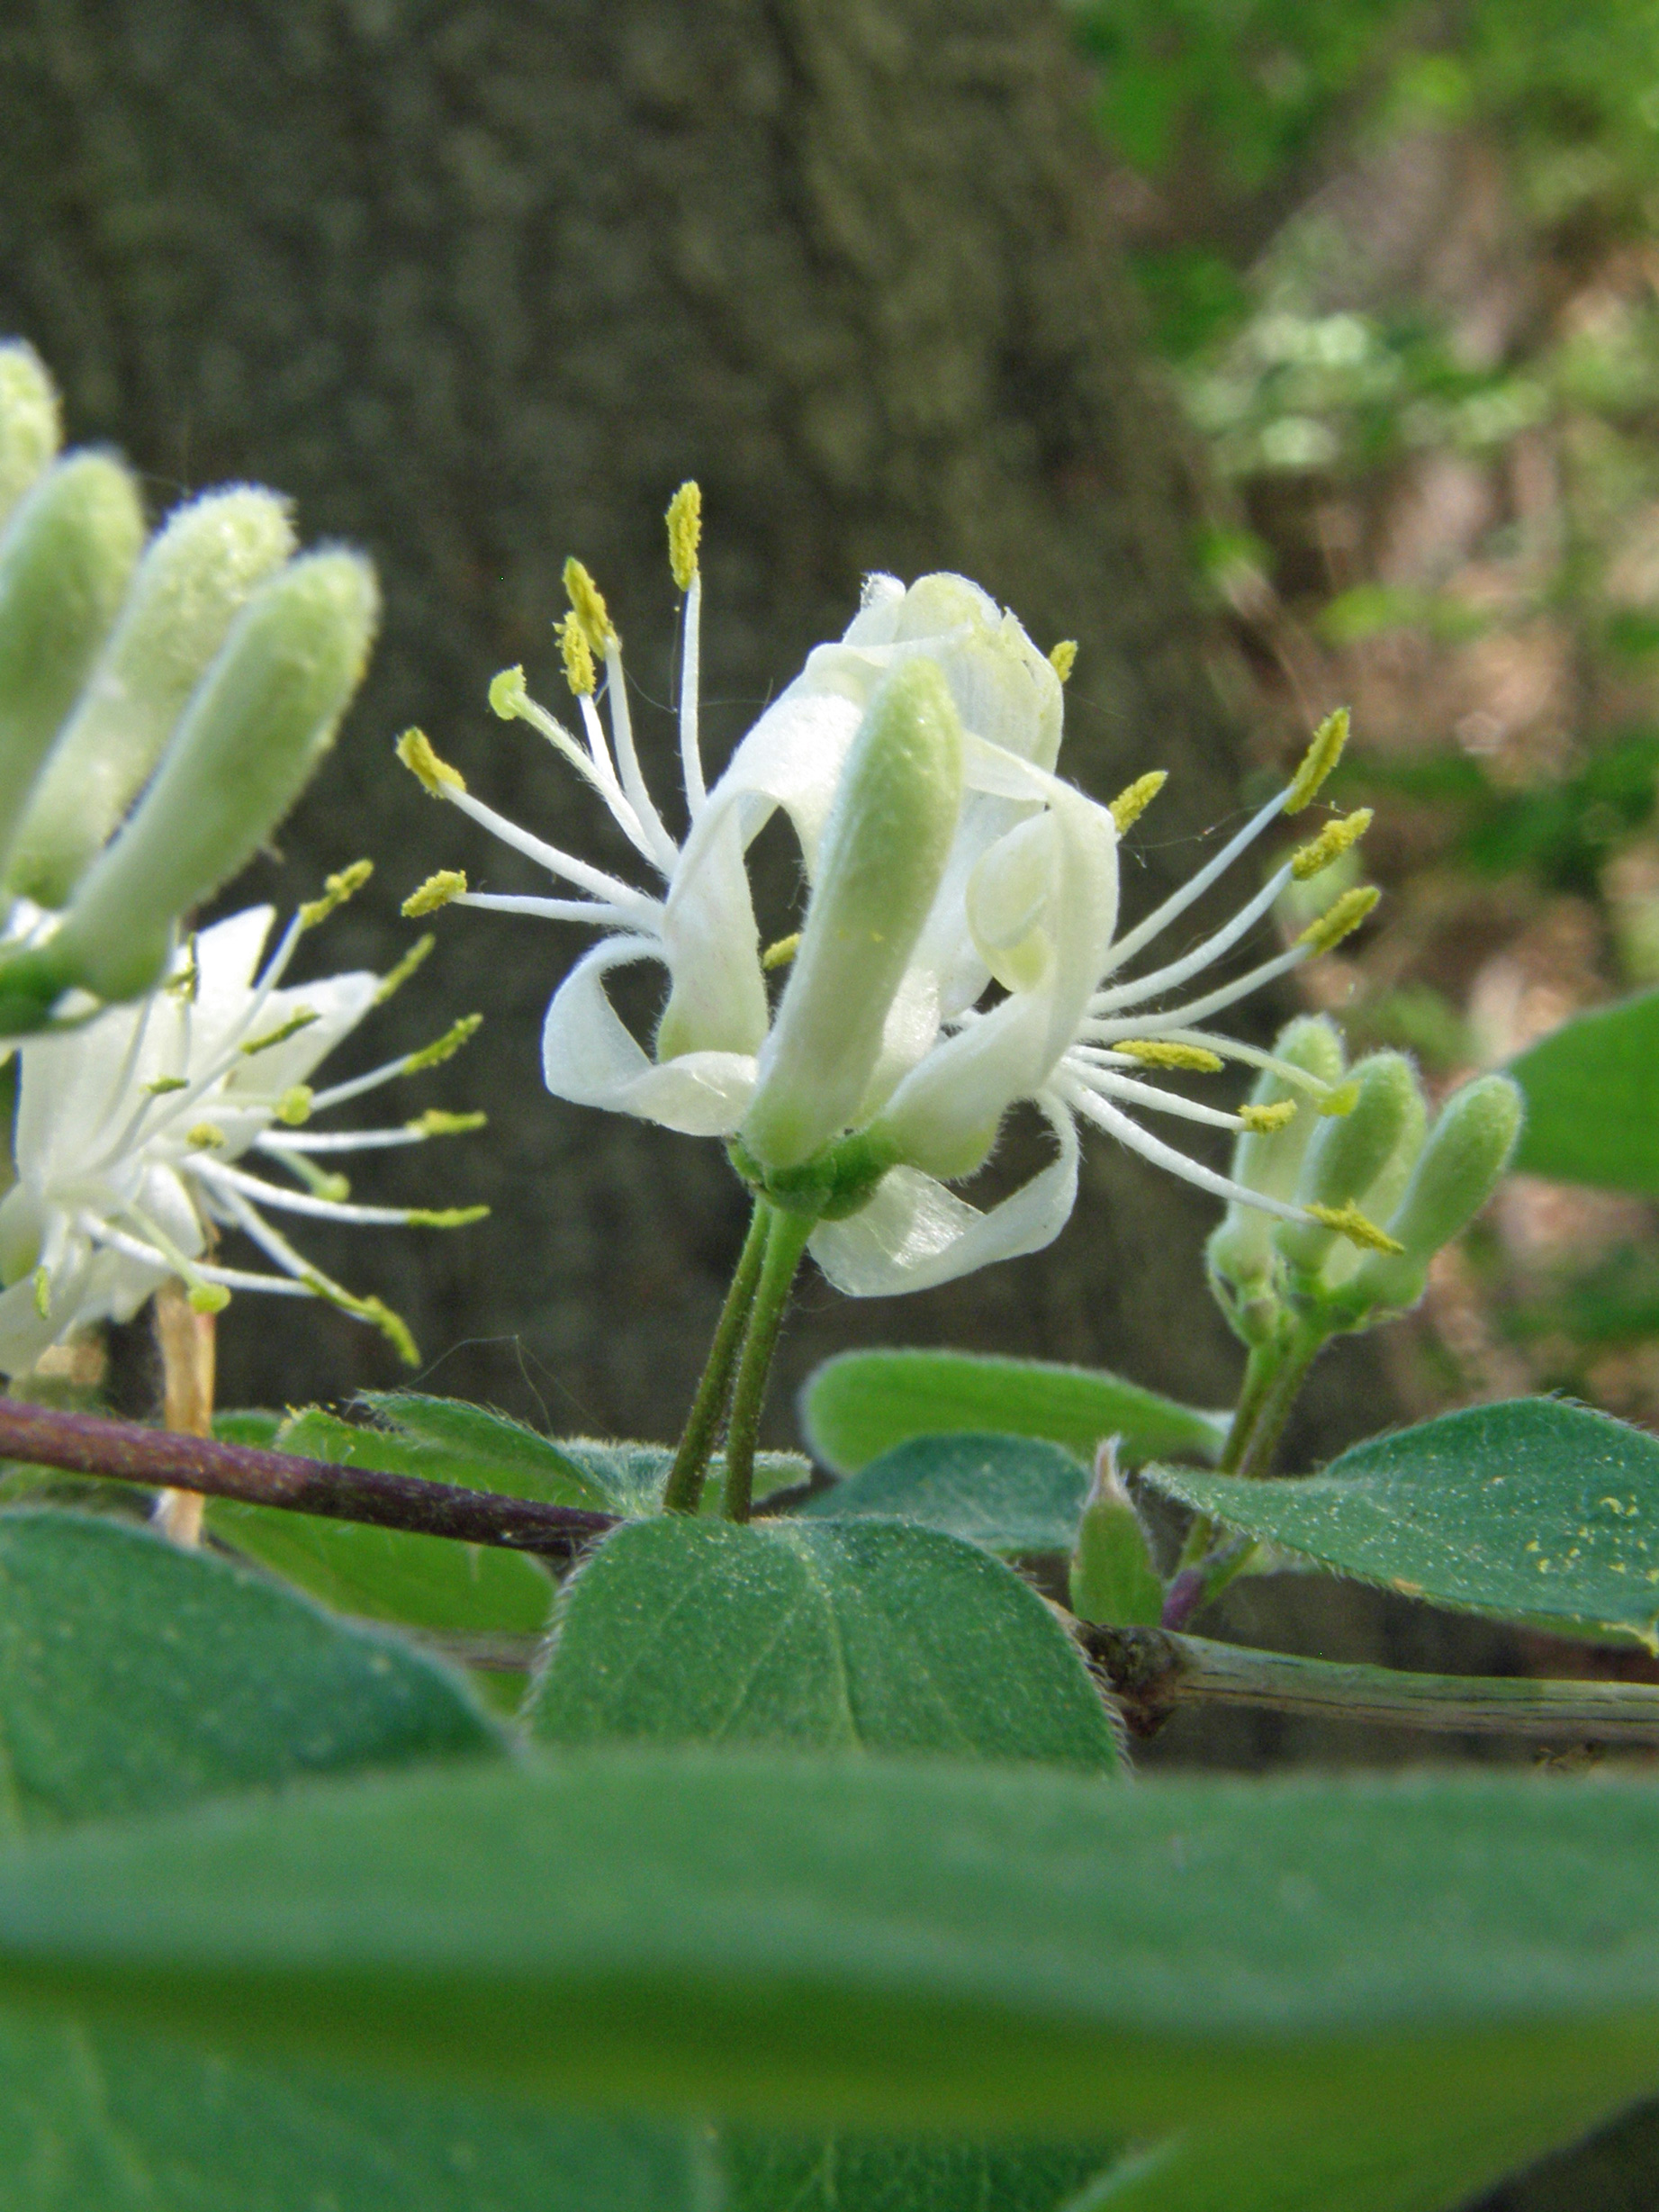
[0, 1400, 618, 1558]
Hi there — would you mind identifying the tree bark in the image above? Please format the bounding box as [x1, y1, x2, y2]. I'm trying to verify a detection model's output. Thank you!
[0, 0, 1377, 1456]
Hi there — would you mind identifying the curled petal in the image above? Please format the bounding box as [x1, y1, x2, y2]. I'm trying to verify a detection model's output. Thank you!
[809, 1099, 1078, 1297]
[541, 936, 756, 1137]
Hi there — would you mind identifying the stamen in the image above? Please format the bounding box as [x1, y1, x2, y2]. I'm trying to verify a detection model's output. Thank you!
[1291, 808, 1371, 880]
[240, 1007, 319, 1057]
[1062, 1079, 1313, 1226]
[1068, 1066, 1263, 1135]
[299, 860, 373, 929]
[1113, 1040, 1223, 1072]
[198, 1157, 487, 1229]
[1092, 859, 1289, 1011]
[402, 871, 465, 917]
[556, 616, 596, 698]
[601, 636, 679, 871]
[444, 783, 657, 914]
[1304, 1199, 1404, 1254]
[667, 482, 701, 593]
[1298, 884, 1379, 955]
[564, 557, 617, 653]
[404, 1014, 482, 1074]
[207, 1178, 420, 1364]
[1109, 771, 1165, 835]
[303, 1014, 482, 1113]
[762, 932, 801, 971]
[375, 934, 436, 1004]
[678, 569, 706, 816]
[1240, 1100, 1298, 1134]
[145, 1075, 188, 1097]
[455, 893, 639, 925]
[1283, 707, 1349, 816]
[185, 1124, 226, 1150]
[396, 727, 465, 796]
[1049, 639, 1077, 683]
[1097, 787, 1287, 978]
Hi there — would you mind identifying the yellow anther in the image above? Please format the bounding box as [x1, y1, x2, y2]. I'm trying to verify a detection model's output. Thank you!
[403, 1013, 482, 1074]
[1049, 639, 1078, 684]
[408, 1108, 487, 1136]
[301, 1271, 419, 1367]
[188, 1282, 231, 1315]
[1304, 1200, 1405, 1255]
[406, 1205, 491, 1228]
[396, 727, 465, 797]
[556, 611, 596, 697]
[1291, 808, 1373, 881]
[1318, 1080, 1360, 1118]
[1297, 883, 1379, 956]
[1109, 771, 1167, 835]
[32, 1266, 49, 1319]
[299, 858, 374, 930]
[564, 557, 617, 654]
[376, 934, 436, 1004]
[185, 1124, 226, 1150]
[275, 1086, 313, 1127]
[1239, 1099, 1298, 1134]
[1284, 707, 1350, 815]
[489, 665, 528, 719]
[145, 1075, 189, 1097]
[402, 871, 467, 919]
[667, 481, 702, 591]
[762, 932, 801, 972]
[1115, 1039, 1224, 1072]
[241, 1008, 319, 1057]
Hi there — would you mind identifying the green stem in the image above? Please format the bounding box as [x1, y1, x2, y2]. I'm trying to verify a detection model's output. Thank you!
[1177, 1339, 1284, 1574]
[663, 1197, 771, 1516]
[721, 1205, 817, 1524]
[1232, 1317, 1324, 1482]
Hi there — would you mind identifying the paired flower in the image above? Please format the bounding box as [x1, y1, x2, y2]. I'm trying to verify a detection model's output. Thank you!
[401, 486, 1394, 1295]
[0, 876, 484, 1376]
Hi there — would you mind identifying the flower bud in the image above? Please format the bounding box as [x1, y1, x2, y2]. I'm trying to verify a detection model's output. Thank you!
[48, 551, 378, 1001]
[1068, 1441, 1164, 1627]
[1276, 1052, 1423, 1275]
[7, 487, 295, 903]
[741, 657, 963, 1174]
[1207, 1015, 1344, 1299]
[0, 343, 61, 531]
[0, 452, 144, 839]
[1345, 1073, 1523, 1314]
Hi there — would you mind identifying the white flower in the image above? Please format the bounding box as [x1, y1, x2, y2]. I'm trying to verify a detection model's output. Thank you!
[0, 886, 484, 1376]
[402, 489, 1393, 1297]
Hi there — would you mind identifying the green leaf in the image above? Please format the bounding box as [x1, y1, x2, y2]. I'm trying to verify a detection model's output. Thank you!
[210, 1408, 284, 1448]
[793, 1432, 1089, 1556]
[1146, 1398, 1659, 1646]
[204, 1496, 557, 1639]
[529, 1517, 1122, 1774]
[718, 2127, 1118, 2211]
[0, 1509, 496, 1835]
[317, 1398, 615, 1509]
[3, 1751, 1659, 2168]
[802, 1350, 1226, 1475]
[551, 1438, 808, 1518]
[0, 1508, 706, 2211]
[1510, 990, 1659, 1196]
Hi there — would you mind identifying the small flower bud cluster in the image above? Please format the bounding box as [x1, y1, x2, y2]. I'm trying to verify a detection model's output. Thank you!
[0, 342, 377, 1036]
[1208, 1017, 1523, 1344]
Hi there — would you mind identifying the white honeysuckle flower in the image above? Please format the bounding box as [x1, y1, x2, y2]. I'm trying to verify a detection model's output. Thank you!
[401, 487, 1395, 1296]
[0, 884, 485, 1376]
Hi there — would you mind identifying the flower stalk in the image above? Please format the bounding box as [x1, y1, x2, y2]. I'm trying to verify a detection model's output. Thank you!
[663, 1196, 772, 1515]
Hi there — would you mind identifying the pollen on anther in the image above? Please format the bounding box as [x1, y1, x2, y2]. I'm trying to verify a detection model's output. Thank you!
[667, 482, 702, 592]
[1115, 1039, 1222, 1071]
[1284, 707, 1350, 815]
[396, 728, 465, 798]
[402, 870, 467, 918]
[564, 558, 617, 654]
[1049, 639, 1077, 684]
[1290, 808, 1372, 881]
[1109, 772, 1167, 835]
[1239, 1100, 1297, 1134]
[556, 613, 596, 698]
[1298, 884, 1379, 956]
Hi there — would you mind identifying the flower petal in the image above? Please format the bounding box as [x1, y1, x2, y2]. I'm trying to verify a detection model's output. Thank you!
[541, 937, 756, 1136]
[809, 1100, 1078, 1296]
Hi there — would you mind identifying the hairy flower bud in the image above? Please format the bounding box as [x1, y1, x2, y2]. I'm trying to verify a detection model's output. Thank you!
[741, 658, 963, 1174]
[1207, 1015, 1345, 1300]
[8, 487, 296, 903]
[0, 451, 143, 839]
[48, 551, 378, 1002]
[1068, 1441, 1164, 1627]
[0, 343, 61, 532]
[1276, 1051, 1424, 1275]
[1345, 1073, 1523, 1314]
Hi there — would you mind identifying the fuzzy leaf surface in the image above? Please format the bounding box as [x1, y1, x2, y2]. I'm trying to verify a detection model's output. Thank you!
[793, 1432, 1089, 1555]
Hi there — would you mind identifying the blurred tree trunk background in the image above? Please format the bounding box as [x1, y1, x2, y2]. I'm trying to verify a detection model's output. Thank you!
[0, 0, 1380, 1455]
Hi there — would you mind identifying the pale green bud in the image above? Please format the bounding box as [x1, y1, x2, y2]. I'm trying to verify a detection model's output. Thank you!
[1068, 1444, 1164, 1628]
[1207, 1015, 1344, 1296]
[1346, 1074, 1523, 1313]
[48, 551, 378, 1001]
[0, 452, 144, 837]
[8, 487, 296, 903]
[1276, 1052, 1423, 1274]
[0, 344, 61, 532]
[741, 658, 963, 1174]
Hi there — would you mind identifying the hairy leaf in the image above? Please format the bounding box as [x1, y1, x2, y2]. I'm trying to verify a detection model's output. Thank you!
[793, 1432, 1089, 1556]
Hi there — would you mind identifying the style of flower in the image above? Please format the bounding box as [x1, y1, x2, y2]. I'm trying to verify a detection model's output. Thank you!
[399, 484, 1392, 1296]
[0, 877, 485, 1376]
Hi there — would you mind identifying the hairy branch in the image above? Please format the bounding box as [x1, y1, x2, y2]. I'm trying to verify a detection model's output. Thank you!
[1084, 1621, 1659, 1746]
[0, 1400, 618, 1559]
